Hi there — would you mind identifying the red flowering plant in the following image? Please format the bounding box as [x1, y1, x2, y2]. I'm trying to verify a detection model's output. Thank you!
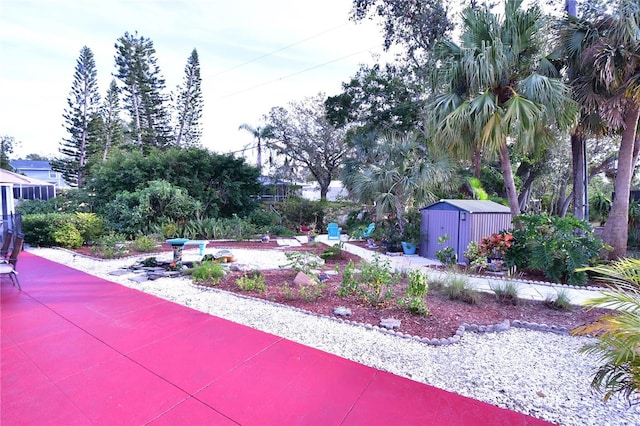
[478, 231, 514, 259]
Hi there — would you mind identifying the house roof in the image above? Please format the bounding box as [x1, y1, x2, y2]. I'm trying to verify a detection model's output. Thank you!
[0, 169, 55, 186]
[10, 160, 52, 170]
[421, 199, 511, 213]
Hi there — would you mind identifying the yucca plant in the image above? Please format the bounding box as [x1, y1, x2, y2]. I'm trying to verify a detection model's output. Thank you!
[572, 258, 640, 405]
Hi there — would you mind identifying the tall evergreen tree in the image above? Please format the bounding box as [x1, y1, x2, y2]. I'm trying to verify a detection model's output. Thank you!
[114, 31, 174, 152]
[52, 46, 101, 187]
[173, 48, 203, 146]
[99, 79, 125, 161]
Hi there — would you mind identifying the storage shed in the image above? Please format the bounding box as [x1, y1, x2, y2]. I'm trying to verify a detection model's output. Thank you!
[420, 200, 512, 262]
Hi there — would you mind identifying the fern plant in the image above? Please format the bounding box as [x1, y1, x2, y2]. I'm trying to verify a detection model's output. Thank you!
[572, 258, 640, 406]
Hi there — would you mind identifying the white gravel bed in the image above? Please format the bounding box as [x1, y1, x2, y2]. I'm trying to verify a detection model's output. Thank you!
[29, 247, 640, 426]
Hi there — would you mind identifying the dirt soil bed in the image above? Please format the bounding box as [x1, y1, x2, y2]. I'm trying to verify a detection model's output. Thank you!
[166, 240, 608, 340]
[73, 240, 608, 340]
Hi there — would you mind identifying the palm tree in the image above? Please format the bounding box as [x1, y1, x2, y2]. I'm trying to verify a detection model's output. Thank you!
[428, 0, 579, 219]
[238, 123, 273, 171]
[560, 0, 640, 259]
[343, 132, 455, 236]
[572, 258, 640, 405]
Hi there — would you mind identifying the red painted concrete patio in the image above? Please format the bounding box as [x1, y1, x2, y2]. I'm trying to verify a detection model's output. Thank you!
[1, 252, 551, 425]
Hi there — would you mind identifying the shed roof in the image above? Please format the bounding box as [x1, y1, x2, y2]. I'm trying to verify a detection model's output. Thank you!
[421, 199, 511, 213]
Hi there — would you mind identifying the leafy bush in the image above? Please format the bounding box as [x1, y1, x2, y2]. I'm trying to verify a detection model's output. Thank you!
[505, 214, 606, 286]
[74, 212, 105, 244]
[399, 270, 430, 315]
[192, 261, 225, 284]
[463, 241, 488, 271]
[91, 233, 129, 259]
[359, 255, 396, 306]
[436, 234, 457, 265]
[131, 235, 158, 252]
[282, 251, 324, 274]
[298, 280, 326, 302]
[22, 213, 77, 247]
[235, 270, 266, 292]
[52, 223, 83, 248]
[338, 260, 359, 297]
[320, 244, 342, 260]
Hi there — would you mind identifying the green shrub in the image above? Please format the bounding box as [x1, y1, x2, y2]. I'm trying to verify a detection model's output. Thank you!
[359, 255, 396, 306]
[22, 213, 77, 247]
[235, 270, 266, 292]
[464, 241, 488, 271]
[505, 214, 606, 286]
[338, 260, 359, 297]
[282, 251, 324, 274]
[131, 235, 159, 252]
[192, 261, 225, 284]
[320, 244, 342, 260]
[52, 223, 83, 248]
[436, 234, 457, 265]
[399, 270, 430, 315]
[74, 212, 105, 244]
[91, 233, 129, 259]
[298, 280, 326, 302]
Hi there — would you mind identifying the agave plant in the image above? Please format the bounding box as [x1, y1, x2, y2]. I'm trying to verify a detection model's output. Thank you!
[572, 258, 640, 405]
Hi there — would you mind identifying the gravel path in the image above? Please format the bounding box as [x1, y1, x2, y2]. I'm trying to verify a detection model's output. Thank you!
[29, 247, 640, 426]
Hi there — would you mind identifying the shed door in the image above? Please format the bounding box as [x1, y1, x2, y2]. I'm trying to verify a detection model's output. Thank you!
[426, 210, 459, 259]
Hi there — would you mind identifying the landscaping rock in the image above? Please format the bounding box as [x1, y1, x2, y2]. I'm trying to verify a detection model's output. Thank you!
[380, 318, 401, 330]
[293, 271, 315, 286]
[333, 306, 352, 317]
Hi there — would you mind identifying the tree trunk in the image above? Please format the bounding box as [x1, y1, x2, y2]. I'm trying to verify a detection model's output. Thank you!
[499, 141, 521, 219]
[601, 103, 640, 259]
[571, 132, 586, 220]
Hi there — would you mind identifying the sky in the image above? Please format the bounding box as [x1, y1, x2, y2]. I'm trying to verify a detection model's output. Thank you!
[0, 0, 388, 163]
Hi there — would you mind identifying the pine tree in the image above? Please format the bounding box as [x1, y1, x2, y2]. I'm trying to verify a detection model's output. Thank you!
[174, 48, 203, 146]
[99, 79, 125, 160]
[114, 31, 174, 152]
[52, 46, 101, 187]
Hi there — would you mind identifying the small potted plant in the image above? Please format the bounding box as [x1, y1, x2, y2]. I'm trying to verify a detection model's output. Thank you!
[400, 212, 421, 255]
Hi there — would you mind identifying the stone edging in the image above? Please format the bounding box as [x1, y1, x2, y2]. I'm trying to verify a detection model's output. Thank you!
[188, 282, 573, 347]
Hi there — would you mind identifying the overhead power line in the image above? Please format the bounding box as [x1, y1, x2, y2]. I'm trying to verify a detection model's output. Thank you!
[208, 22, 350, 78]
[216, 45, 380, 100]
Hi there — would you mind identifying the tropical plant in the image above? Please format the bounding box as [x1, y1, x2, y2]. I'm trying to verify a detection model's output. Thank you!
[505, 214, 605, 286]
[359, 255, 396, 306]
[343, 132, 454, 237]
[399, 270, 430, 315]
[572, 258, 640, 406]
[560, 0, 640, 258]
[235, 270, 266, 292]
[463, 240, 488, 271]
[435, 234, 457, 266]
[338, 260, 359, 297]
[478, 231, 514, 259]
[238, 123, 273, 171]
[191, 261, 225, 284]
[429, 0, 579, 218]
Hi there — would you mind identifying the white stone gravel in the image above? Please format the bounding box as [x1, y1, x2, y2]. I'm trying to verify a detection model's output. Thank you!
[29, 247, 640, 426]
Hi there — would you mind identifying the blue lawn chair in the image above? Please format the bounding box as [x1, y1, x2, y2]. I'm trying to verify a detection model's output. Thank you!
[327, 223, 341, 240]
[362, 223, 375, 238]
